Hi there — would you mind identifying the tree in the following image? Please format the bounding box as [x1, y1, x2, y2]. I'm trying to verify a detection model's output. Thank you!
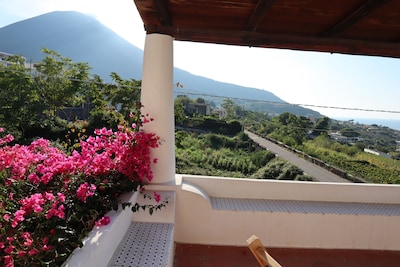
[340, 128, 360, 138]
[221, 98, 238, 120]
[106, 72, 142, 119]
[274, 112, 292, 125]
[314, 116, 331, 136]
[0, 48, 146, 140]
[271, 112, 311, 145]
[195, 97, 205, 103]
[33, 48, 91, 117]
[174, 97, 186, 124]
[0, 55, 39, 138]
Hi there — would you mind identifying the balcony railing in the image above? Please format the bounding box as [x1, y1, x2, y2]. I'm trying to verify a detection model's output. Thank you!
[65, 174, 400, 266]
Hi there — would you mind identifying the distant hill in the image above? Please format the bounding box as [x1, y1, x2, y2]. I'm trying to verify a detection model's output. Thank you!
[0, 11, 321, 117]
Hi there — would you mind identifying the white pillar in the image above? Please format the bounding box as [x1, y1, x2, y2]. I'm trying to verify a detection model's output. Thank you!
[140, 33, 175, 185]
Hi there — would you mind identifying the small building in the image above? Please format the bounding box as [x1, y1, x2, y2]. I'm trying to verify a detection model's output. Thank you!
[364, 148, 392, 159]
[184, 103, 210, 116]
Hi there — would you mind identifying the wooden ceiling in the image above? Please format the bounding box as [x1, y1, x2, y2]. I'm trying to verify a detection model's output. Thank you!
[133, 0, 400, 58]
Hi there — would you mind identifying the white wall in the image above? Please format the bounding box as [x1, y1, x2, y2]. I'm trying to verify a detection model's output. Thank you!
[174, 175, 400, 250]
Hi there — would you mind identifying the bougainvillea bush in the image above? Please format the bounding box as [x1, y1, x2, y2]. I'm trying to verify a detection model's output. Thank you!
[0, 120, 160, 267]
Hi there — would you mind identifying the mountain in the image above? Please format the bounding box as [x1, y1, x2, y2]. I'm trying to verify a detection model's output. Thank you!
[0, 11, 321, 117]
[0, 11, 143, 80]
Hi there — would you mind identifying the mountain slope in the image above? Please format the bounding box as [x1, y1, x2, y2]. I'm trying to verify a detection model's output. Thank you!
[0, 11, 144, 80]
[0, 11, 321, 117]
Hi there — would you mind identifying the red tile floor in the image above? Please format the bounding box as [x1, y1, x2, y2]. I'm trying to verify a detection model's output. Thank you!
[174, 243, 400, 267]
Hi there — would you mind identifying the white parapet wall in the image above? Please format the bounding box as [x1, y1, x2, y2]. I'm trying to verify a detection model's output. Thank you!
[64, 184, 177, 267]
[63, 191, 139, 267]
[174, 175, 400, 251]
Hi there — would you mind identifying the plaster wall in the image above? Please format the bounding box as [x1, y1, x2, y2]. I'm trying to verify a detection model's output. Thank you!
[174, 175, 400, 250]
[178, 175, 400, 204]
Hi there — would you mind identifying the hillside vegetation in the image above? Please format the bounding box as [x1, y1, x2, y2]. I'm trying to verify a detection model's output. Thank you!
[174, 96, 400, 184]
[301, 135, 400, 183]
[175, 130, 312, 181]
[0, 49, 313, 183]
[250, 113, 400, 184]
[1, 49, 399, 184]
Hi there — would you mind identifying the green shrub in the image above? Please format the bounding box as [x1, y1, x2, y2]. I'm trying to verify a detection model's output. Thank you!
[250, 150, 275, 168]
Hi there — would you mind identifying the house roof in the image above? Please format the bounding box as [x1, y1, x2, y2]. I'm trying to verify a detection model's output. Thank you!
[133, 0, 400, 58]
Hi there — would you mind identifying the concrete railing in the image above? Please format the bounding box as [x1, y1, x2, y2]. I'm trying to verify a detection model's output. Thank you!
[63, 175, 400, 267]
[174, 174, 400, 251]
[63, 191, 139, 267]
[177, 174, 400, 204]
[64, 185, 177, 267]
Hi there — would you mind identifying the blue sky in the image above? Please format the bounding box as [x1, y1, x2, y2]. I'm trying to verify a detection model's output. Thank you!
[1, 0, 399, 124]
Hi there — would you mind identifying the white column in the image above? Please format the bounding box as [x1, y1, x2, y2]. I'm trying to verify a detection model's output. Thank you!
[140, 33, 175, 185]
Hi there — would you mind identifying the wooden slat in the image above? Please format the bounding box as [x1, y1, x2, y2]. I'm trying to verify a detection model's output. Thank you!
[135, 0, 400, 58]
[247, 0, 276, 32]
[247, 235, 282, 267]
[144, 24, 400, 58]
[322, 0, 390, 36]
[153, 0, 171, 26]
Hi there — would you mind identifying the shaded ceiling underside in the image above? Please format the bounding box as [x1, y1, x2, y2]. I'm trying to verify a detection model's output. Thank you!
[134, 0, 400, 58]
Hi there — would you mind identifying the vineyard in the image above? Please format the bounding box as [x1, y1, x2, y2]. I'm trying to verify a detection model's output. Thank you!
[175, 130, 313, 181]
[301, 137, 400, 184]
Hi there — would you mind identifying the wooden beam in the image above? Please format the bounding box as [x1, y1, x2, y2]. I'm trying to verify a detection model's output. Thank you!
[322, 0, 390, 37]
[144, 24, 400, 58]
[247, 0, 276, 32]
[247, 235, 282, 267]
[153, 0, 171, 26]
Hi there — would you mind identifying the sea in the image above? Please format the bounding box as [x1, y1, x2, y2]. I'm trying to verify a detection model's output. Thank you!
[334, 117, 400, 131]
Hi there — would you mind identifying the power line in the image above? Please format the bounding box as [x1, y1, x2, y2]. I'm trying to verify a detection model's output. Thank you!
[2, 66, 400, 115]
[175, 90, 400, 114]
[0, 67, 141, 90]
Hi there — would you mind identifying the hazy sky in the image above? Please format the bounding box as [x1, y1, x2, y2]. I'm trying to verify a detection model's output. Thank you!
[1, 0, 400, 122]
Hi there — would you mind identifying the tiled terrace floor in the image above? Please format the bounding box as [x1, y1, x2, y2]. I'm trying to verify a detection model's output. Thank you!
[174, 243, 400, 267]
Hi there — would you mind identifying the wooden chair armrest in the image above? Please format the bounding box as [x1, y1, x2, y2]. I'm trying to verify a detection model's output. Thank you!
[247, 235, 282, 267]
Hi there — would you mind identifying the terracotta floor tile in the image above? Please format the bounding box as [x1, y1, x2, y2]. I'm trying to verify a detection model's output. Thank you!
[174, 244, 400, 267]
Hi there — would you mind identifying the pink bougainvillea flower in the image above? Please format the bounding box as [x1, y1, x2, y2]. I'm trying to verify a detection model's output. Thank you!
[28, 248, 39, 256]
[46, 203, 65, 219]
[3, 255, 13, 267]
[57, 192, 66, 202]
[21, 232, 33, 247]
[0, 133, 14, 146]
[0, 121, 160, 266]
[19, 193, 45, 213]
[11, 210, 26, 228]
[41, 244, 53, 251]
[42, 236, 49, 245]
[6, 237, 15, 244]
[43, 192, 55, 201]
[3, 214, 10, 222]
[56, 204, 65, 219]
[76, 182, 96, 202]
[17, 250, 27, 258]
[3, 245, 15, 254]
[153, 192, 161, 203]
[95, 216, 111, 227]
